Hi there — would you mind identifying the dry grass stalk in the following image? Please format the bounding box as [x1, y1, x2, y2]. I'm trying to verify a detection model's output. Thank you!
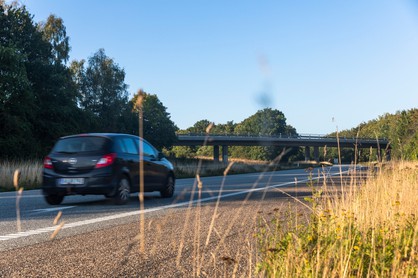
[13, 169, 20, 189]
[14, 169, 22, 233]
[223, 161, 235, 176]
[196, 174, 203, 189]
[50, 222, 65, 240]
[53, 211, 63, 225]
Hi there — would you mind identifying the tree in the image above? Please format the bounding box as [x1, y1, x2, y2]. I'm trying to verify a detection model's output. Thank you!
[0, 44, 36, 157]
[334, 108, 418, 161]
[212, 121, 236, 134]
[72, 49, 129, 132]
[1, 3, 81, 158]
[38, 14, 70, 65]
[130, 90, 178, 149]
[186, 119, 213, 134]
[232, 108, 298, 161]
[234, 108, 289, 136]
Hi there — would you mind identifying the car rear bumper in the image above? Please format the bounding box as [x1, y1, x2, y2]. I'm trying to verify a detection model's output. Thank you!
[42, 173, 118, 196]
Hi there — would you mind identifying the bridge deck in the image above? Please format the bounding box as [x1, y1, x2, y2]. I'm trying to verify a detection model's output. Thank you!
[175, 135, 389, 149]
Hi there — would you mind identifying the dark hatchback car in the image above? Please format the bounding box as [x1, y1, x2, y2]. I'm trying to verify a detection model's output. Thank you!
[42, 133, 175, 205]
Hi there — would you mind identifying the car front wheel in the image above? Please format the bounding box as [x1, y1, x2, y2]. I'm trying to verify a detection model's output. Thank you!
[160, 175, 175, 198]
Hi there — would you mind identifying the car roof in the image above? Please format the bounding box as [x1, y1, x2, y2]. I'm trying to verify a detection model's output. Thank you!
[60, 133, 140, 140]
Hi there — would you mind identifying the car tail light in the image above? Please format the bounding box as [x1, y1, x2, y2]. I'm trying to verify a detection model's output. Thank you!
[43, 157, 53, 169]
[95, 153, 117, 168]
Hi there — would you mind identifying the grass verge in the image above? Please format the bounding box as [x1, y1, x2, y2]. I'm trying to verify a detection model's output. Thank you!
[170, 157, 282, 178]
[256, 161, 418, 277]
[0, 160, 42, 191]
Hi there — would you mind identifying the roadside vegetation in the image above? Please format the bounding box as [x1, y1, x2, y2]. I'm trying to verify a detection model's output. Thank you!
[256, 161, 418, 277]
[171, 157, 302, 179]
[0, 160, 42, 192]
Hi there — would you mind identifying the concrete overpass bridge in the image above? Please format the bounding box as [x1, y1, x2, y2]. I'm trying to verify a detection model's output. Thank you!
[174, 134, 390, 163]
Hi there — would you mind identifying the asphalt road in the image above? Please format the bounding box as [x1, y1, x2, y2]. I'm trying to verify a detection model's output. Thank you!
[0, 165, 357, 277]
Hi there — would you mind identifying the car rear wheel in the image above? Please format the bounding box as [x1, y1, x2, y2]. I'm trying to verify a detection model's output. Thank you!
[160, 175, 175, 198]
[45, 194, 64, 205]
[114, 177, 130, 205]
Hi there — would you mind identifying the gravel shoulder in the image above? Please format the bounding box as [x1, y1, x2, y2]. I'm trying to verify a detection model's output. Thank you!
[0, 187, 312, 277]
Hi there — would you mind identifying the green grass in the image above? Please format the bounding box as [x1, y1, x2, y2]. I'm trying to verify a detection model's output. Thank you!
[256, 161, 418, 277]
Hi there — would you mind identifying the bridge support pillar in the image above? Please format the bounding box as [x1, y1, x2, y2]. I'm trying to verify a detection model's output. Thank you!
[222, 145, 228, 164]
[385, 148, 391, 161]
[305, 146, 310, 162]
[314, 146, 319, 162]
[213, 145, 219, 162]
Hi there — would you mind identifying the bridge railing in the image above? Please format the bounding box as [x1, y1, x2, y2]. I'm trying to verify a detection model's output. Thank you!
[177, 133, 386, 141]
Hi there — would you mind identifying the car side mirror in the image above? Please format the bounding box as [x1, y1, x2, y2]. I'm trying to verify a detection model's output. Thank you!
[157, 152, 165, 160]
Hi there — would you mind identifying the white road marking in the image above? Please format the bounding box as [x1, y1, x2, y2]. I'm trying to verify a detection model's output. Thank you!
[31, 206, 76, 213]
[0, 195, 44, 199]
[0, 171, 346, 242]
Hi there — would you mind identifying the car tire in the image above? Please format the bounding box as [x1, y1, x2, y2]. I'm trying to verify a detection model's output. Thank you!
[45, 194, 64, 205]
[114, 177, 130, 205]
[160, 175, 175, 198]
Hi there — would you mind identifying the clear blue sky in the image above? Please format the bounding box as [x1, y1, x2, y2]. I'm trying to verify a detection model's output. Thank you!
[14, 0, 418, 134]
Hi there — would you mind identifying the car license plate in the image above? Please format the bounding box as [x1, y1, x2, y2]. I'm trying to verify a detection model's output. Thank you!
[58, 178, 84, 185]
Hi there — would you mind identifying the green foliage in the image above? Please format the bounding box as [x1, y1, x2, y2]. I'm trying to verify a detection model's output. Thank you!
[0, 45, 35, 156]
[232, 108, 298, 161]
[71, 48, 129, 132]
[333, 109, 418, 161]
[1, 3, 178, 159]
[38, 14, 70, 65]
[171, 108, 299, 161]
[166, 146, 196, 158]
[257, 209, 417, 277]
[0, 3, 83, 158]
[256, 165, 418, 277]
[196, 146, 213, 157]
[129, 90, 178, 149]
[186, 119, 213, 134]
[234, 108, 287, 136]
[212, 120, 236, 134]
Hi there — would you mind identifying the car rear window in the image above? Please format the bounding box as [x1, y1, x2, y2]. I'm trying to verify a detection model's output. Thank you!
[53, 136, 108, 153]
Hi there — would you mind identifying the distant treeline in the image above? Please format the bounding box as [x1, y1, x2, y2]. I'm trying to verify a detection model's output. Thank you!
[334, 108, 418, 161]
[171, 108, 418, 163]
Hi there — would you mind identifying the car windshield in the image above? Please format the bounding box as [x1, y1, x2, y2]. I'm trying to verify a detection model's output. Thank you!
[53, 136, 108, 153]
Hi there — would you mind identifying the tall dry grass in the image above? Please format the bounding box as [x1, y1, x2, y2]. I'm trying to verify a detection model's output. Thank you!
[170, 157, 279, 178]
[0, 160, 42, 191]
[256, 161, 418, 277]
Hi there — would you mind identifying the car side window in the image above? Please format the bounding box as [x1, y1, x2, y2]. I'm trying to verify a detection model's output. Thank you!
[121, 138, 139, 155]
[116, 138, 127, 153]
[141, 141, 157, 158]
